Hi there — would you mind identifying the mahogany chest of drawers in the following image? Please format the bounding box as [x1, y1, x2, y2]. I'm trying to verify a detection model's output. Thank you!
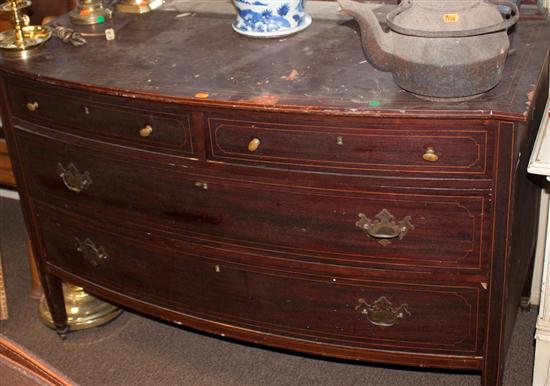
[0, 10, 548, 386]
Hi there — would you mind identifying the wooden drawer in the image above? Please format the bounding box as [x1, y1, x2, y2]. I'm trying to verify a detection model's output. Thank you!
[206, 114, 493, 176]
[6, 79, 195, 157]
[18, 129, 489, 272]
[37, 207, 484, 356]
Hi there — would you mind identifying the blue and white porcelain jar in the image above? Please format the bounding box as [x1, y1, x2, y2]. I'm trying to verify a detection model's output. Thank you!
[232, 0, 311, 38]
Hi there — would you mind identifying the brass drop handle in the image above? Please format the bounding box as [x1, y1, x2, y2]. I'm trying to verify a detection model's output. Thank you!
[139, 125, 153, 138]
[356, 296, 411, 327]
[248, 138, 261, 152]
[422, 147, 439, 162]
[74, 237, 108, 267]
[26, 101, 39, 112]
[57, 162, 93, 193]
[355, 209, 414, 247]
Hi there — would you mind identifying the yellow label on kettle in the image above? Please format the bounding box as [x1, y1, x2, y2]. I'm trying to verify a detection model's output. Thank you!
[443, 13, 460, 23]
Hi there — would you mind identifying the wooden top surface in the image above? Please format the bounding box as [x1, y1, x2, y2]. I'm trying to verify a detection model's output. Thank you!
[0, 8, 548, 119]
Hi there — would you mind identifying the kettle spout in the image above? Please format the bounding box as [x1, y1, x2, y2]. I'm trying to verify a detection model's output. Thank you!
[337, 0, 393, 72]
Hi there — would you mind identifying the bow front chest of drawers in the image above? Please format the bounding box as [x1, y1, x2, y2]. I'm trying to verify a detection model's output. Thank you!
[1, 10, 548, 386]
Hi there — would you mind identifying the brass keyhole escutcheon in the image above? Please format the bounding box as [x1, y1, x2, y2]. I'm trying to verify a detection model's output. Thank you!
[139, 125, 153, 138]
[248, 138, 261, 152]
[422, 147, 439, 162]
[26, 101, 39, 112]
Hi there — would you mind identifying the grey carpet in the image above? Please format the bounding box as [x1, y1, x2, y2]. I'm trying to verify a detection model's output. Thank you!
[0, 196, 536, 386]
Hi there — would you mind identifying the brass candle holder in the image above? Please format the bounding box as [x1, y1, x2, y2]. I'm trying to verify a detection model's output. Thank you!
[0, 0, 52, 59]
[116, 0, 164, 14]
[39, 283, 122, 331]
[69, 0, 112, 25]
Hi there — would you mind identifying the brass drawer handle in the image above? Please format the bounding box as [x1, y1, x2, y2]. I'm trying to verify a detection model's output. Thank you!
[26, 101, 39, 112]
[355, 209, 414, 247]
[139, 125, 153, 138]
[356, 296, 411, 327]
[57, 162, 93, 193]
[248, 138, 261, 152]
[422, 146, 439, 162]
[74, 237, 108, 267]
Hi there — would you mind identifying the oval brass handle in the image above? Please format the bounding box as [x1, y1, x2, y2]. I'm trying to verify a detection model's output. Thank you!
[139, 125, 153, 138]
[57, 162, 93, 193]
[26, 101, 39, 112]
[355, 296, 411, 327]
[355, 209, 414, 247]
[74, 237, 108, 267]
[248, 138, 261, 152]
[422, 147, 439, 162]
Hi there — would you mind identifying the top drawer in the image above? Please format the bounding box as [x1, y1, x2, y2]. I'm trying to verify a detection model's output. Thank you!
[6, 78, 195, 157]
[207, 113, 494, 177]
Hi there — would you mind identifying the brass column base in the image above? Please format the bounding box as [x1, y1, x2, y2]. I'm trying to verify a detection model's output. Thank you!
[39, 283, 122, 331]
[69, 3, 112, 25]
[116, 0, 163, 14]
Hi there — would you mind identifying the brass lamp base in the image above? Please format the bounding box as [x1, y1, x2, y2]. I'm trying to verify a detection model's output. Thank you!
[69, 1, 112, 25]
[0, 25, 51, 59]
[38, 283, 122, 331]
[116, 0, 163, 14]
[0, 1, 52, 60]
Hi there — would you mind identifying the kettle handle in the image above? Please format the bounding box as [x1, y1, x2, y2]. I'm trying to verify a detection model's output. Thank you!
[386, 1, 519, 38]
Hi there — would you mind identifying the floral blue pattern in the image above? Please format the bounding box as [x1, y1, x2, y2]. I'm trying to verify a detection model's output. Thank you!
[232, 0, 311, 37]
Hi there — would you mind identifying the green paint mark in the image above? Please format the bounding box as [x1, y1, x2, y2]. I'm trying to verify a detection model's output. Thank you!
[96, 16, 105, 23]
[369, 100, 381, 107]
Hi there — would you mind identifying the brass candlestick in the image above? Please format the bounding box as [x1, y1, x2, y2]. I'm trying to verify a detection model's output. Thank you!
[69, 0, 112, 25]
[0, 0, 52, 59]
[116, 0, 164, 14]
[39, 283, 122, 331]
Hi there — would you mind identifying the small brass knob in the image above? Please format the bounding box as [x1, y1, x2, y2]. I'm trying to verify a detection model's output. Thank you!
[248, 138, 261, 152]
[194, 181, 208, 190]
[139, 125, 153, 138]
[26, 101, 39, 112]
[422, 147, 439, 162]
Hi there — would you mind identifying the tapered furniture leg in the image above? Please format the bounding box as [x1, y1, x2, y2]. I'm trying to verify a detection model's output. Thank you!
[40, 274, 68, 339]
[26, 237, 43, 299]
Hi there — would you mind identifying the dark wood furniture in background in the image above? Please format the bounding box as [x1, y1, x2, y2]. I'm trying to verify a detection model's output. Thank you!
[0, 0, 73, 300]
[0, 10, 548, 386]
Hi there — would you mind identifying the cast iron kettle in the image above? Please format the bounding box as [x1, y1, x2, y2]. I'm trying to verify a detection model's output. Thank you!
[337, 0, 519, 101]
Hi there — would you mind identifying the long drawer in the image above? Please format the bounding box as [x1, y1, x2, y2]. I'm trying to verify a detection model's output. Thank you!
[17, 128, 490, 272]
[6, 78, 195, 158]
[37, 207, 484, 356]
[206, 113, 494, 177]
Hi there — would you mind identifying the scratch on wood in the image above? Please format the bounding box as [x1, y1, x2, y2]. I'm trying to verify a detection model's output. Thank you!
[281, 69, 299, 81]
[247, 93, 279, 105]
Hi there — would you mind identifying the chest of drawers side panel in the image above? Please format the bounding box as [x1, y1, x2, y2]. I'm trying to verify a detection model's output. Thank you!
[0, 75, 70, 333]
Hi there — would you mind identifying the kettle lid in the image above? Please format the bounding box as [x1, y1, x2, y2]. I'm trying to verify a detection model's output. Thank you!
[386, 0, 519, 38]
